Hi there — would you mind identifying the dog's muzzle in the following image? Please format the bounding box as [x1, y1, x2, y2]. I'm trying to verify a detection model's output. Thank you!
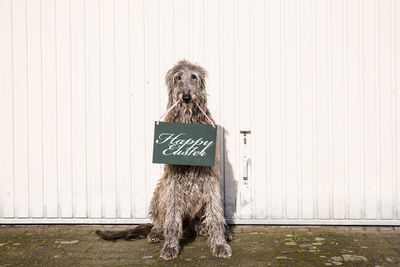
[182, 93, 191, 103]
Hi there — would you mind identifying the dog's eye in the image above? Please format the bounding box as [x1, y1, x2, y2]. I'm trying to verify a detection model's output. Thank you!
[191, 74, 197, 80]
[177, 75, 181, 81]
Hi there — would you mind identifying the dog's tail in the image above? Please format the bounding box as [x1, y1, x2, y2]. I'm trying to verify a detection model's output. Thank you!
[96, 223, 153, 241]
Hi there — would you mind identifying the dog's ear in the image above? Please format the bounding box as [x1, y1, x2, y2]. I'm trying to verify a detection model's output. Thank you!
[196, 65, 208, 90]
[165, 66, 176, 89]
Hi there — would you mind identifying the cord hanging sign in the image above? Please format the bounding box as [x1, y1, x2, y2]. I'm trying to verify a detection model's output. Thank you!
[152, 101, 217, 167]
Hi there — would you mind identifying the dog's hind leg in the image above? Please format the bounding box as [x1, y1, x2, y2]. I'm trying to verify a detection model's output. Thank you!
[160, 178, 183, 260]
[204, 178, 232, 258]
[148, 222, 164, 243]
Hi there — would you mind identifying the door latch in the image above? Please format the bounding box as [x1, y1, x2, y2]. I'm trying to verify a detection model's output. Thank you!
[240, 128, 251, 144]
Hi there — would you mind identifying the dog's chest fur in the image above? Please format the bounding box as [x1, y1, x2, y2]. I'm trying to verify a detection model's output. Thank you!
[162, 165, 217, 218]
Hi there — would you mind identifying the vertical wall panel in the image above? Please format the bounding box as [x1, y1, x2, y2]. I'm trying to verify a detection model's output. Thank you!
[0, 0, 15, 218]
[85, 0, 102, 218]
[299, 0, 314, 219]
[175, 0, 190, 60]
[315, 0, 330, 219]
[130, 0, 147, 219]
[42, 0, 58, 217]
[331, 0, 346, 219]
[27, 0, 44, 218]
[115, 0, 132, 219]
[71, 0, 87, 218]
[268, 0, 284, 219]
[100, 0, 116, 219]
[13, 0, 29, 218]
[0, 0, 399, 224]
[56, 0, 73, 218]
[363, 0, 379, 219]
[283, 0, 299, 219]
[347, 0, 363, 219]
[252, 0, 268, 219]
[190, 0, 206, 65]
[379, 0, 395, 219]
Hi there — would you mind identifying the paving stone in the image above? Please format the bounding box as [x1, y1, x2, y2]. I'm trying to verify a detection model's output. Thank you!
[342, 254, 368, 262]
[141, 255, 153, 259]
[312, 242, 323, 246]
[330, 256, 342, 262]
[55, 240, 79, 245]
[275, 256, 287, 259]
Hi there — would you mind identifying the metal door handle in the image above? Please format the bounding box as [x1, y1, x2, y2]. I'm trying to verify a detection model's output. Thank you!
[242, 156, 249, 182]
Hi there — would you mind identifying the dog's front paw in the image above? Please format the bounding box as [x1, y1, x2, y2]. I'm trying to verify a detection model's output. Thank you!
[213, 243, 232, 258]
[160, 245, 180, 260]
[147, 231, 164, 243]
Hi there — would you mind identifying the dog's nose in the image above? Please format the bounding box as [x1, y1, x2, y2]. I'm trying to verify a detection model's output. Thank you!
[182, 93, 191, 103]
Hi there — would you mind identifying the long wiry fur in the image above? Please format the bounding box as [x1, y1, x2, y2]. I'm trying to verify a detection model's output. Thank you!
[96, 60, 232, 260]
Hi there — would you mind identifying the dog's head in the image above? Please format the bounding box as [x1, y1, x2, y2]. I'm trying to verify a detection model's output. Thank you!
[165, 60, 208, 105]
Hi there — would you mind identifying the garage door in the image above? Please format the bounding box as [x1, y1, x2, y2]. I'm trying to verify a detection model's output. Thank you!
[1, 0, 399, 225]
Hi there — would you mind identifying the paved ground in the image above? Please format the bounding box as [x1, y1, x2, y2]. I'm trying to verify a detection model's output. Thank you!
[0, 225, 399, 266]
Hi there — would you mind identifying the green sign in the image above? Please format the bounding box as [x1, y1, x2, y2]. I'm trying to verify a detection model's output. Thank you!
[152, 121, 217, 166]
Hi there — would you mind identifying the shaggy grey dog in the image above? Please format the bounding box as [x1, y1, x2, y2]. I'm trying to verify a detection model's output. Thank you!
[96, 60, 232, 260]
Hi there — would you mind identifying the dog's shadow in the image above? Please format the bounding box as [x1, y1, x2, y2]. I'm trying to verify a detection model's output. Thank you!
[219, 126, 238, 233]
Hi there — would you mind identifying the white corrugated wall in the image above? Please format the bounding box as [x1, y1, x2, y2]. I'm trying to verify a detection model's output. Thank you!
[0, 0, 399, 224]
